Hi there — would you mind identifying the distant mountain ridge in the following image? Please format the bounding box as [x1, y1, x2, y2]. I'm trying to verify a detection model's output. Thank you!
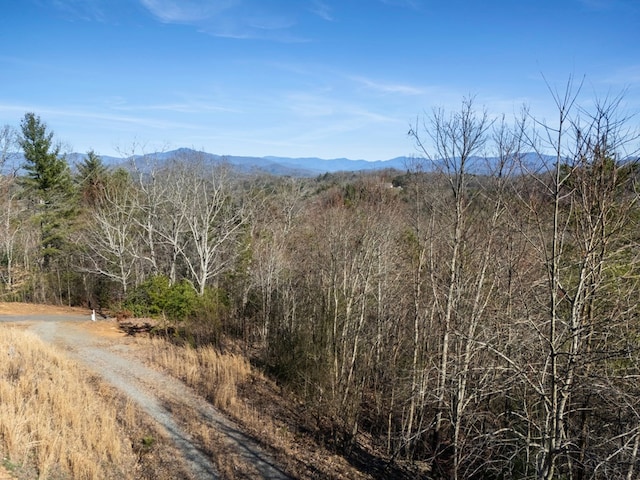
[96, 148, 414, 176]
[7, 148, 565, 177]
[3, 148, 414, 177]
[95, 148, 553, 176]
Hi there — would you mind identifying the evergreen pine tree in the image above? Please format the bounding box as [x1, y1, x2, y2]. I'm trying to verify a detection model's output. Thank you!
[19, 112, 75, 267]
[75, 149, 108, 207]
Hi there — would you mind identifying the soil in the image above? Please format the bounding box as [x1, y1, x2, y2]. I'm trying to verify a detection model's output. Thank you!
[0, 303, 291, 480]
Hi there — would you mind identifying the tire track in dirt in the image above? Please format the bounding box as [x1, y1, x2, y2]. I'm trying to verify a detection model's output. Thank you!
[20, 317, 291, 480]
[28, 319, 219, 479]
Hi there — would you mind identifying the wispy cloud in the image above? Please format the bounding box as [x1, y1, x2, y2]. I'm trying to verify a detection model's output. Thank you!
[109, 98, 239, 115]
[602, 65, 640, 86]
[48, 0, 108, 21]
[351, 76, 425, 95]
[378, 0, 422, 9]
[40, 0, 142, 23]
[41, 0, 316, 41]
[283, 90, 399, 125]
[0, 102, 202, 131]
[310, 0, 333, 21]
[139, 0, 238, 23]
[285, 92, 336, 117]
[138, 0, 308, 41]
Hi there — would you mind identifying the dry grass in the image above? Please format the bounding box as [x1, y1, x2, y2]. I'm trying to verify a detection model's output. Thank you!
[144, 338, 267, 478]
[145, 337, 250, 411]
[0, 328, 138, 479]
[141, 336, 373, 479]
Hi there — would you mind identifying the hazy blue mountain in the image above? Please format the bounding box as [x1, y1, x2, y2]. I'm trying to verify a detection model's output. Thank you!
[264, 155, 411, 173]
[82, 148, 416, 176]
[4, 148, 562, 177]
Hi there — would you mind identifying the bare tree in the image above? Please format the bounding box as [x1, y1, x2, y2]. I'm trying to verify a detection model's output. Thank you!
[169, 156, 246, 295]
[80, 169, 139, 295]
[154, 161, 190, 286]
[0, 124, 20, 287]
[507, 79, 640, 479]
[0, 125, 18, 174]
[408, 97, 496, 478]
[112, 144, 169, 280]
[246, 176, 308, 341]
[0, 175, 25, 289]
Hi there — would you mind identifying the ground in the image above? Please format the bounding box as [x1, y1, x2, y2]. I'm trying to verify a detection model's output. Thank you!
[0, 303, 418, 480]
[0, 303, 289, 479]
[0, 303, 88, 315]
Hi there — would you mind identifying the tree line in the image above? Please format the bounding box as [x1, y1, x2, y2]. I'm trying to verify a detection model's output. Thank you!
[1, 84, 639, 478]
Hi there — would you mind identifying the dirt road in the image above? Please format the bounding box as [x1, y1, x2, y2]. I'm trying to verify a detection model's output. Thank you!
[1, 307, 291, 480]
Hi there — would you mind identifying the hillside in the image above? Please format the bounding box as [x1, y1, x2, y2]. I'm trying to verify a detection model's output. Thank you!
[0, 305, 418, 479]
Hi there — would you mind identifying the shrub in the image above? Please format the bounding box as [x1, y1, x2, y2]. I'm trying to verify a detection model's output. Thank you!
[124, 275, 197, 321]
[185, 286, 230, 346]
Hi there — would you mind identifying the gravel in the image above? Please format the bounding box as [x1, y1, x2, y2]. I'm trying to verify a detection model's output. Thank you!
[4, 314, 290, 480]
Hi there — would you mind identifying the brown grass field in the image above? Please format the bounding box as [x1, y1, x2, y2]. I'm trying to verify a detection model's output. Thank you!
[141, 336, 376, 479]
[0, 327, 138, 479]
[0, 304, 194, 480]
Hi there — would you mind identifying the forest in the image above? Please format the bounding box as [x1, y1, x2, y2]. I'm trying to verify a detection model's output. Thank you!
[1, 85, 640, 479]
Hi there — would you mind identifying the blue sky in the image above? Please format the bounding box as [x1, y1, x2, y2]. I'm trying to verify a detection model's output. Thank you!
[1, 0, 638, 160]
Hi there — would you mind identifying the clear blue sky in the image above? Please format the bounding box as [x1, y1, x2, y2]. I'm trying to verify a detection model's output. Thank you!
[1, 0, 638, 160]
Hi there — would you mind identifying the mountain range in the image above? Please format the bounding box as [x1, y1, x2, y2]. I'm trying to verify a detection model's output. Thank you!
[91, 148, 415, 177]
[6, 148, 567, 177]
[2, 148, 415, 177]
[79, 148, 553, 177]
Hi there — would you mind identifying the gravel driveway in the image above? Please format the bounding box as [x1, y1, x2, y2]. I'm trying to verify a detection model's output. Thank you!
[2, 312, 290, 480]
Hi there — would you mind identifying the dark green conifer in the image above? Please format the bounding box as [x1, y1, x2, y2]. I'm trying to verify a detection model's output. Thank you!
[19, 112, 75, 267]
[75, 149, 108, 207]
